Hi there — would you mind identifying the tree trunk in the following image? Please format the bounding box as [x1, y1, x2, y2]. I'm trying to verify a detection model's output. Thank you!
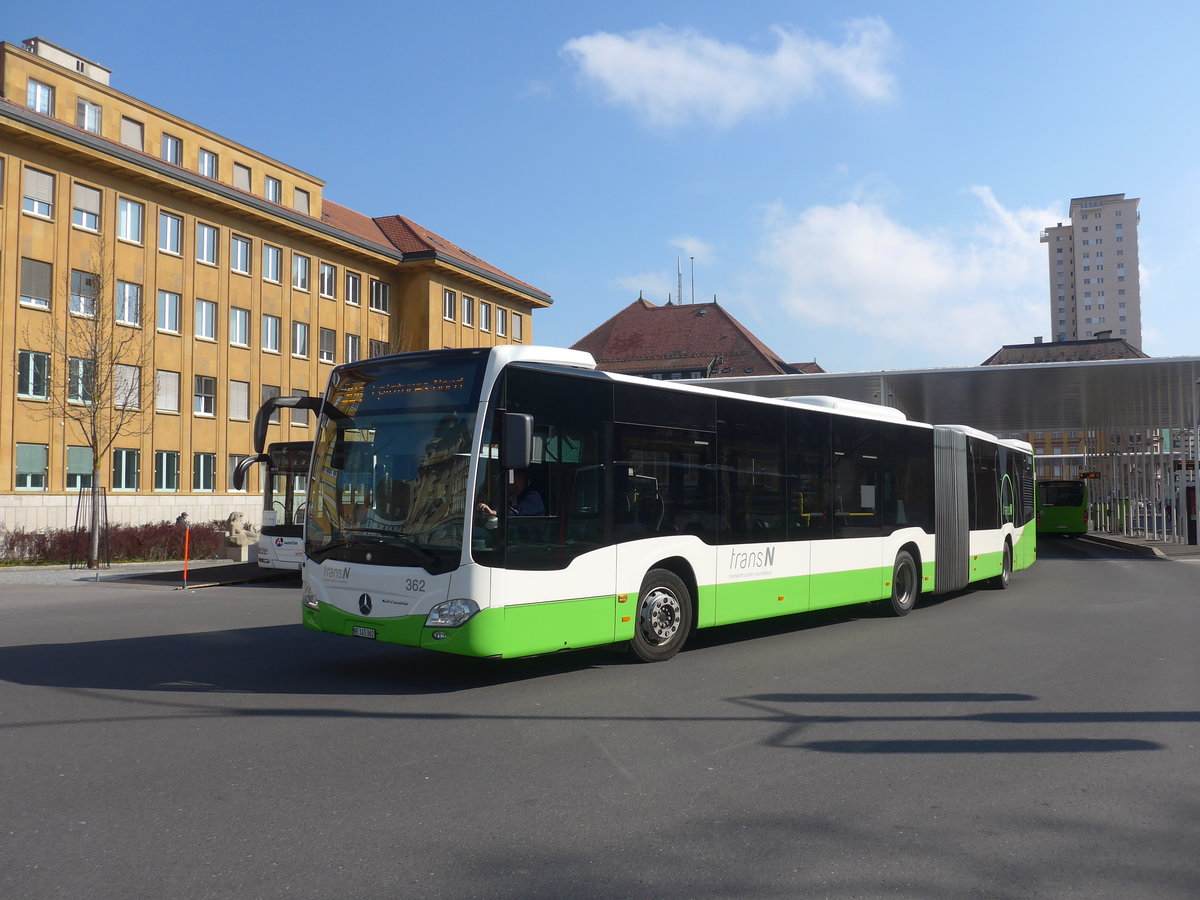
[88, 469, 101, 568]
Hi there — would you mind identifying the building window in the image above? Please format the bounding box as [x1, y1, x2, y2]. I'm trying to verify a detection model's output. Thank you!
[263, 244, 282, 283]
[154, 450, 180, 491]
[345, 333, 360, 363]
[15, 444, 49, 491]
[230, 307, 250, 347]
[231, 235, 251, 274]
[196, 222, 218, 265]
[345, 272, 361, 306]
[512, 312, 523, 342]
[195, 299, 217, 341]
[229, 455, 249, 493]
[293, 188, 310, 214]
[70, 269, 98, 317]
[463, 296, 474, 327]
[262, 385, 281, 423]
[109, 449, 139, 491]
[193, 453, 216, 492]
[158, 211, 182, 254]
[496, 307, 508, 337]
[229, 380, 250, 420]
[194, 375, 216, 416]
[264, 176, 281, 203]
[157, 290, 181, 333]
[67, 446, 94, 491]
[291, 388, 310, 426]
[319, 327, 335, 363]
[443, 289, 456, 321]
[120, 117, 143, 150]
[23, 167, 55, 218]
[68, 357, 95, 404]
[292, 321, 309, 358]
[76, 98, 102, 134]
[293, 254, 310, 291]
[368, 339, 389, 358]
[479, 302, 491, 333]
[161, 133, 182, 165]
[233, 163, 252, 192]
[20, 258, 52, 309]
[156, 370, 180, 413]
[114, 364, 141, 409]
[369, 279, 390, 313]
[27, 79, 54, 115]
[18, 350, 50, 399]
[72, 183, 101, 230]
[319, 263, 336, 298]
[198, 149, 218, 179]
[117, 197, 143, 243]
[262, 314, 281, 352]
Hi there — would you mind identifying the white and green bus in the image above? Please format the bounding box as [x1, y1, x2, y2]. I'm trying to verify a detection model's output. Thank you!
[260, 346, 1035, 662]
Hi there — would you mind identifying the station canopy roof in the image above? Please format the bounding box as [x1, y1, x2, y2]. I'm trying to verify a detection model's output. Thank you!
[711, 356, 1200, 434]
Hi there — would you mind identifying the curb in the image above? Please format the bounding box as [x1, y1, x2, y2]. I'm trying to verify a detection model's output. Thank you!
[1079, 534, 1167, 560]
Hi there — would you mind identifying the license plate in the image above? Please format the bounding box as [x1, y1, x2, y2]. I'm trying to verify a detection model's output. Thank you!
[351, 625, 377, 639]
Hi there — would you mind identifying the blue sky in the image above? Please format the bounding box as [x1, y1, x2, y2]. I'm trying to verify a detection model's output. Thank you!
[13, 1, 1200, 371]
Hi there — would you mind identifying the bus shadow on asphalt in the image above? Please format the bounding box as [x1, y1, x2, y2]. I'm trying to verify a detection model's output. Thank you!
[0, 592, 1009, 697]
[0, 624, 620, 697]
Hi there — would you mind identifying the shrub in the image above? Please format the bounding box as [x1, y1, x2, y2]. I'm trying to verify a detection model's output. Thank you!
[0, 521, 225, 565]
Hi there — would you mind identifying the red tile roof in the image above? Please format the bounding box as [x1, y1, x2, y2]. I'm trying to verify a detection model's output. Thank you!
[320, 200, 397, 254]
[980, 337, 1148, 366]
[572, 298, 801, 376]
[373, 214, 550, 303]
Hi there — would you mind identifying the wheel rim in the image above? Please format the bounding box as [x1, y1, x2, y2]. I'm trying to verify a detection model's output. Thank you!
[639, 586, 682, 645]
[895, 562, 915, 608]
[1003, 547, 1012, 584]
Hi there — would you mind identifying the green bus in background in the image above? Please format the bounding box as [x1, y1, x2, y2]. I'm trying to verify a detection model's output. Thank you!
[1037, 479, 1088, 536]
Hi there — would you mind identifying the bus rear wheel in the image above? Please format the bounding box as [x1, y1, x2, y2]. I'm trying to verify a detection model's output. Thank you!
[628, 568, 693, 662]
[992, 541, 1013, 590]
[884, 550, 918, 616]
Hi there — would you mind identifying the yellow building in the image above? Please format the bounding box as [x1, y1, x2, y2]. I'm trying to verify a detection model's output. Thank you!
[0, 37, 551, 531]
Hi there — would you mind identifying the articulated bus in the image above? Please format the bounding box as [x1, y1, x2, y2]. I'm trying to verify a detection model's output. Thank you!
[256, 347, 1036, 662]
[1036, 479, 1089, 536]
[233, 441, 310, 570]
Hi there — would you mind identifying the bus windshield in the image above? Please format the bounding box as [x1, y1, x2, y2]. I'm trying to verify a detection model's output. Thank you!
[1040, 481, 1085, 507]
[305, 353, 487, 574]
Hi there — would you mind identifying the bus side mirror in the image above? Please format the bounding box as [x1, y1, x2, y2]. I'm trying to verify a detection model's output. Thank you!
[500, 412, 533, 470]
[232, 453, 270, 491]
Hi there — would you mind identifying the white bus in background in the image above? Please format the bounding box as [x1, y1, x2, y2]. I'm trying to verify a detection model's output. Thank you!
[234, 441, 310, 571]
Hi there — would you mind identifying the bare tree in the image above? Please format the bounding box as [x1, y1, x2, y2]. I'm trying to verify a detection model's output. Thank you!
[25, 238, 155, 567]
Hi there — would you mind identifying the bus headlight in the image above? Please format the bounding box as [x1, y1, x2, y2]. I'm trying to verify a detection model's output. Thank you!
[425, 598, 479, 628]
[302, 582, 319, 611]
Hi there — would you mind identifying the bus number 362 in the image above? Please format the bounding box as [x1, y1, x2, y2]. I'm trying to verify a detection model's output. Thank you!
[406, 579, 426, 592]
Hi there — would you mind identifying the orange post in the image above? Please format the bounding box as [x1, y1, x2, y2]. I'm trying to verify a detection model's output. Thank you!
[182, 527, 190, 589]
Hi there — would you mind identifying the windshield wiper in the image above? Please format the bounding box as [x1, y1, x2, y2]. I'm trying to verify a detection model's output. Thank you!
[319, 528, 439, 567]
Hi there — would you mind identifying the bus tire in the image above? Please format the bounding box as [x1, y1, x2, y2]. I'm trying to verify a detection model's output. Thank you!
[628, 568, 693, 662]
[992, 541, 1013, 590]
[884, 550, 918, 617]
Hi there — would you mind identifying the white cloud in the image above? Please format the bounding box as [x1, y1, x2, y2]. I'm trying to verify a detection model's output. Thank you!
[669, 235, 715, 264]
[562, 19, 896, 129]
[615, 270, 675, 303]
[758, 188, 1059, 366]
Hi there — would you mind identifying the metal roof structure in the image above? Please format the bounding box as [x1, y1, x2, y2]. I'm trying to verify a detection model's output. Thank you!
[711, 356, 1200, 434]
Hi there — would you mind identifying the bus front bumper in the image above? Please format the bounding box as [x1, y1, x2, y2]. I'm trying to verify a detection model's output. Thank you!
[302, 601, 506, 657]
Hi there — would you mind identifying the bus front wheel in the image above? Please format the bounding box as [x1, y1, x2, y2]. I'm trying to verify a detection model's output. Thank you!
[884, 550, 918, 617]
[629, 568, 693, 662]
